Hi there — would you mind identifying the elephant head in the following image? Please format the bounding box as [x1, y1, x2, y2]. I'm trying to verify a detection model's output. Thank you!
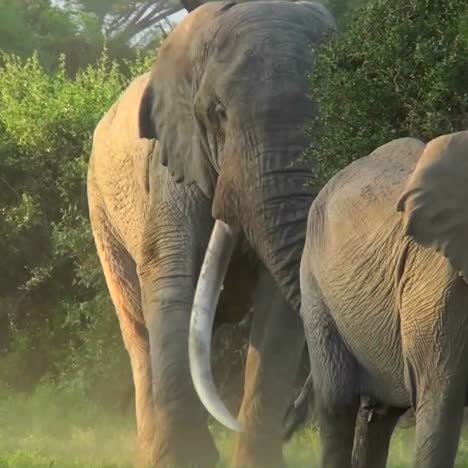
[138, 0, 335, 430]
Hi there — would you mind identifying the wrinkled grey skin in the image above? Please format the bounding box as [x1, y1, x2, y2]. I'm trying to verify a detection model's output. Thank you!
[292, 131, 468, 468]
[87, 2, 335, 467]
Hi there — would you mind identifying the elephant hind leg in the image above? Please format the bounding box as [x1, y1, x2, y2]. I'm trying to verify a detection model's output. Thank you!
[312, 351, 359, 468]
[352, 398, 404, 468]
[300, 265, 360, 468]
[89, 202, 154, 466]
[316, 401, 358, 468]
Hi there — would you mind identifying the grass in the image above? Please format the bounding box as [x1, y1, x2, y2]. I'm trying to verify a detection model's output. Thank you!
[0, 385, 134, 468]
[2, 385, 468, 467]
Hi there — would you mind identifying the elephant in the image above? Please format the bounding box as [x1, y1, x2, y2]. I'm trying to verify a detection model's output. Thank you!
[86, 1, 336, 467]
[282, 130, 468, 468]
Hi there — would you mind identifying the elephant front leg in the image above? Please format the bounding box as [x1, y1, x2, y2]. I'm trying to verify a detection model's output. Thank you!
[413, 381, 465, 468]
[233, 269, 305, 468]
[136, 183, 218, 468]
[407, 349, 467, 468]
[399, 263, 468, 468]
[140, 275, 219, 468]
[88, 203, 155, 466]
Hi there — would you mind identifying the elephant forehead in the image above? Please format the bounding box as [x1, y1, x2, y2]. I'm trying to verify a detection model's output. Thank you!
[213, 20, 313, 61]
[196, 3, 317, 63]
[199, 23, 313, 105]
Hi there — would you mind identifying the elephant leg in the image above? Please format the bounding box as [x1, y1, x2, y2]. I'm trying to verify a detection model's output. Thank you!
[316, 400, 358, 468]
[400, 265, 468, 468]
[352, 399, 403, 468]
[141, 277, 218, 468]
[120, 310, 154, 467]
[300, 264, 359, 468]
[412, 380, 465, 468]
[138, 204, 218, 468]
[407, 356, 467, 468]
[89, 204, 154, 465]
[233, 268, 305, 468]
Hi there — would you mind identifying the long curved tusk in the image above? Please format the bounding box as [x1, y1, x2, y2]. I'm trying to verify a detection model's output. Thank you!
[189, 220, 242, 432]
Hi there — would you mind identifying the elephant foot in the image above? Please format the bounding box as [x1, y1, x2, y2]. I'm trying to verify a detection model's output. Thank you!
[135, 430, 156, 468]
[149, 413, 219, 468]
[135, 443, 153, 468]
[233, 432, 285, 468]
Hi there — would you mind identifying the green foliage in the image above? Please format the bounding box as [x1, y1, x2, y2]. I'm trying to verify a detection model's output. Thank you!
[309, 0, 468, 183]
[324, 0, 369, 28]
[0, 0, 143, 74]
[0, 50, 153, 401]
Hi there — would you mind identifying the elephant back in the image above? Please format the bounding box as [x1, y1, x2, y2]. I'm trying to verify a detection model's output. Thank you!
[88, 73, 157, 256]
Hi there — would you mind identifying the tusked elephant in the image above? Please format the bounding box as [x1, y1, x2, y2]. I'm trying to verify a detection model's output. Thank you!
[283, 130, 468, 467]
[87, 1, 335, 467]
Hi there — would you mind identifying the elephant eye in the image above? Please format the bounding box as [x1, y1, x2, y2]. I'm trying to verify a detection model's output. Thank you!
[215, 103, 227, 122]
[208, 102, 227, 125]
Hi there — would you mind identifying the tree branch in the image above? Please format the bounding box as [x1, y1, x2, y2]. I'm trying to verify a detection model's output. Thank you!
[129, 6, 179, 38]
[98, 0, 184, 43]
[106, 1, 154, 35]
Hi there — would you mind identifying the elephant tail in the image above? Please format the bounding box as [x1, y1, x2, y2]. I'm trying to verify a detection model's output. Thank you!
[282, 371, 314, 441]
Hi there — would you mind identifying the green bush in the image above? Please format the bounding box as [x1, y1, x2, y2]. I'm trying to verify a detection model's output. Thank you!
[0, 50, 153, 402]
[324, 0, 369, 28]
[309, 0, 468, 182]
[0, 0, 139, 75]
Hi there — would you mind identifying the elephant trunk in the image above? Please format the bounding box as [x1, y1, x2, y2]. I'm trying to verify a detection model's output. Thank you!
[214, 96, 316, 311]
[190, 112, 315, 431]
[243, 150, 314, 313]
[189, 146, 314, 431]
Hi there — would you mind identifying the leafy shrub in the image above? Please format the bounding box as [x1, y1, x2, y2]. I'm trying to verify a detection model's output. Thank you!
[0, 50, 153, 402]
[0, 0, 140, 75]
[308, 0, 468, 182]
[324, 0, 369, 28]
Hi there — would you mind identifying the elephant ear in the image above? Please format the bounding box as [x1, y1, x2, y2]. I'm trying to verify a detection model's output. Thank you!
[138, 4, 219, 198]
[397, 131, 468, 281]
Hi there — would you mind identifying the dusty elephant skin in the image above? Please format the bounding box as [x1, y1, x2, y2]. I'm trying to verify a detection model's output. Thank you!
[292, 131, 468, 468]
[87, 1, 335, 467]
